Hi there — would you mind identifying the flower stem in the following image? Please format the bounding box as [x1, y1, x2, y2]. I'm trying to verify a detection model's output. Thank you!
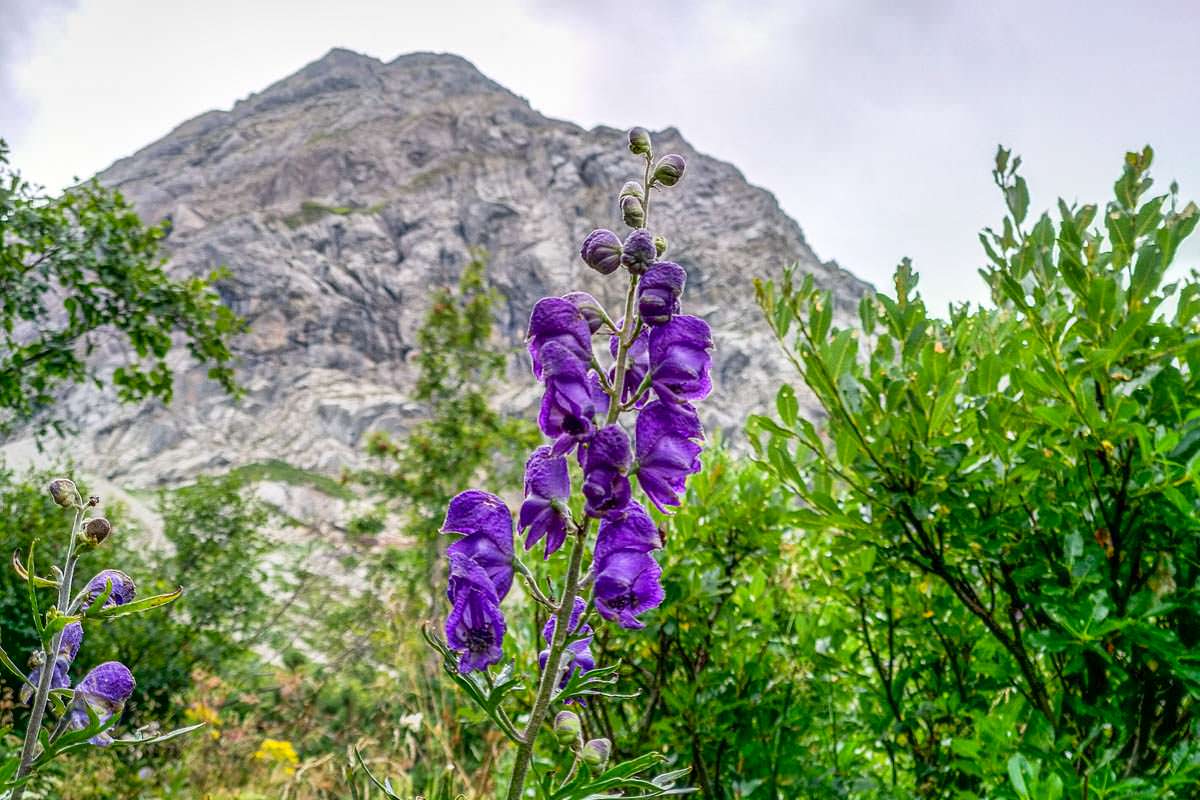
[13, 506, 83, 797]
[506, 518, 591, 800]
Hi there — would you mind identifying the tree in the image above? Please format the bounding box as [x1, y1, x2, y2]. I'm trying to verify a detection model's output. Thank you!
[752, 147, 1200, 796]
[355, 250, 538, 602]
[0, 139, 243, 436]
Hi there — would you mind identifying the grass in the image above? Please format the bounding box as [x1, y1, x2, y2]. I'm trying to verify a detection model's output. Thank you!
[281, 199, 388, 228]
[226, 459, 355, 501]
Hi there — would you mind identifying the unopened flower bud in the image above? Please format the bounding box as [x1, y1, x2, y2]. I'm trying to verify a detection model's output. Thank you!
[619, 181, 644, 201]
[562, 292, 608, 334]
[48, 478, 79, 508]
[554, 710, 582, 745]
[580, 229, 623, 275]
[620, 195, 645, 228]
[83, 517, 112, 546]
[654, 235, 668, 257]
[627, 127, 652, 156]
[581, 737, 611, 768]
[620, 229, 656, 273]
[652, 154, 686, 187]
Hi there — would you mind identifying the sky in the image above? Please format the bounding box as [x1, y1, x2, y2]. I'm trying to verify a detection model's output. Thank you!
[2, 0, 1198, 311]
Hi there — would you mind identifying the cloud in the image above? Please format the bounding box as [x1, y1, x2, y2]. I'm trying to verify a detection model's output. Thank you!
[0, 0, 76, 142]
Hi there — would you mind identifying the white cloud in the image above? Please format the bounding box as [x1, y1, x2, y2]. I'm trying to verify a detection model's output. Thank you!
[5, 0, 1198, 311]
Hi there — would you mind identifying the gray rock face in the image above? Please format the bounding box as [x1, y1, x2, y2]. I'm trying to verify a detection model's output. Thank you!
[27, 48, 872, 484]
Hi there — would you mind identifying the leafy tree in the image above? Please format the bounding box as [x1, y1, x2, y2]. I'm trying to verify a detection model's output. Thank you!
[595, 449, 834, 798]
[0, 139, 243, 436]
[752, 147, 1200, 796]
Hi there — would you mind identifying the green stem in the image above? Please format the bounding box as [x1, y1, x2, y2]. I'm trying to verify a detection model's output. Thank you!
[506, 150, 652, 800]
[13, 506, 83, 797]
[506, 522, 589, 800]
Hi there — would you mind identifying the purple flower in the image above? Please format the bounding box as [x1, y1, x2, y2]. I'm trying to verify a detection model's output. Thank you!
[648, 315, 713, 404]
[621, 229, 657, 273]
[580, 229, 623, 275]
[67, 661, 135, 746]
[635, 400, 704, 513]
[442, 490, 514, 600]
[519, 447, 571, 559]
[527, 297, 592, 379]
[593, 551, 665, 630]
[81, 569, 136, 611]
[608, 325, 650, 407]
[562, 291, 608, 334]
[538, 597, 595, 698]
[445, 552, 507, 673]
[538, 341, 598, 455]
[580, 425, 632, 518]
[594, 502, 662, 563]
[637, 262, 687, 326]
[21, 622, 85, 705]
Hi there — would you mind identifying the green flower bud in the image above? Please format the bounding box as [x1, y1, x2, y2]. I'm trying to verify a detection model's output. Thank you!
[581, 737, 611, 768]
[620, 195, 645, 228]
[619, 181, 644, 202]
[48, 479, 79, 508]
[627, 127, 652, 156]
[652, 153, 686, 187]
[654, 235, 668, 257]
[83, 517, 112, 546]
[554, 710, 581, 745]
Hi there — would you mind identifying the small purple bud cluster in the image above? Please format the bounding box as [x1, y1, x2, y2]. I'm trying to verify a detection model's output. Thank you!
[441, 128, 710, 688]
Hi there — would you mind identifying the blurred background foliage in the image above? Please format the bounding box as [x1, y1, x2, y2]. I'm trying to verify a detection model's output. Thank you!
[1, 146, 1199, 799]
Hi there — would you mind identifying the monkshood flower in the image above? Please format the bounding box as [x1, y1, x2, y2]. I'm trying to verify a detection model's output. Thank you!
[580, 230, 623, 275]
[620, 229, 657, 273]
[562, 291, 608, 334]
[648, 315, 714, 404]
[21, 623, 83, 705]
[635, 400, 704, 513]
[446, 552, 507, 673]
[67, 661, 135, 746]
[593, 550, 665, 630]
[81, 569, 137, 611]
[442, 490, 515, 601]
[608, 325, 650, 407]
[637, 261, 687, 326]
[580, 425, 632, 518]
[527, 297, 592, 379]
[519, 447, 571, 559]
[592, 503, 665, 629]
[537, 597, 595, 696]
[433, 126, 709, 800]
[538, 340, 598, 455]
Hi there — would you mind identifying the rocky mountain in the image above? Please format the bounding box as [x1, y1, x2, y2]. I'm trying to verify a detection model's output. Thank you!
[9, 48, 871, 486]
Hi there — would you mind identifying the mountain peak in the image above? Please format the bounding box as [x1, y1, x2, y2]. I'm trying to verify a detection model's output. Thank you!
[52, 50, 871, 484]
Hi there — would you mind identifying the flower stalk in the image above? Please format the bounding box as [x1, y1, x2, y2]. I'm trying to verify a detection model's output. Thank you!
[13, 502, 83, 797]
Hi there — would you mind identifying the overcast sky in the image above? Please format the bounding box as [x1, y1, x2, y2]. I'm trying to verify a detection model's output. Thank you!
[3, 0, 1198, 311]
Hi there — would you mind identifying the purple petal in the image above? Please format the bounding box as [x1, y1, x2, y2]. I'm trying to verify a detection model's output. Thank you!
[441, 490, 513, 556]
[445, 589, 506, 673]
[634, 401, 704, 513]
[447, 535, 514, 601]
[527, 298, 592, 379]
[593, 551, 665, 629]
[595, 502, 662, 563]
[648, 315, 713, 403]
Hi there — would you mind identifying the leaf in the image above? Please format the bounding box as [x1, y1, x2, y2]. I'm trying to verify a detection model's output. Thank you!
[109, 721, 206, 747]
[87, 587, 182, 620]
[12, 550, 57, 589]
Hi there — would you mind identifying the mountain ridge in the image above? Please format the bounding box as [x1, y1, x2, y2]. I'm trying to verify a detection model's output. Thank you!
[6, 48, 872, 486]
